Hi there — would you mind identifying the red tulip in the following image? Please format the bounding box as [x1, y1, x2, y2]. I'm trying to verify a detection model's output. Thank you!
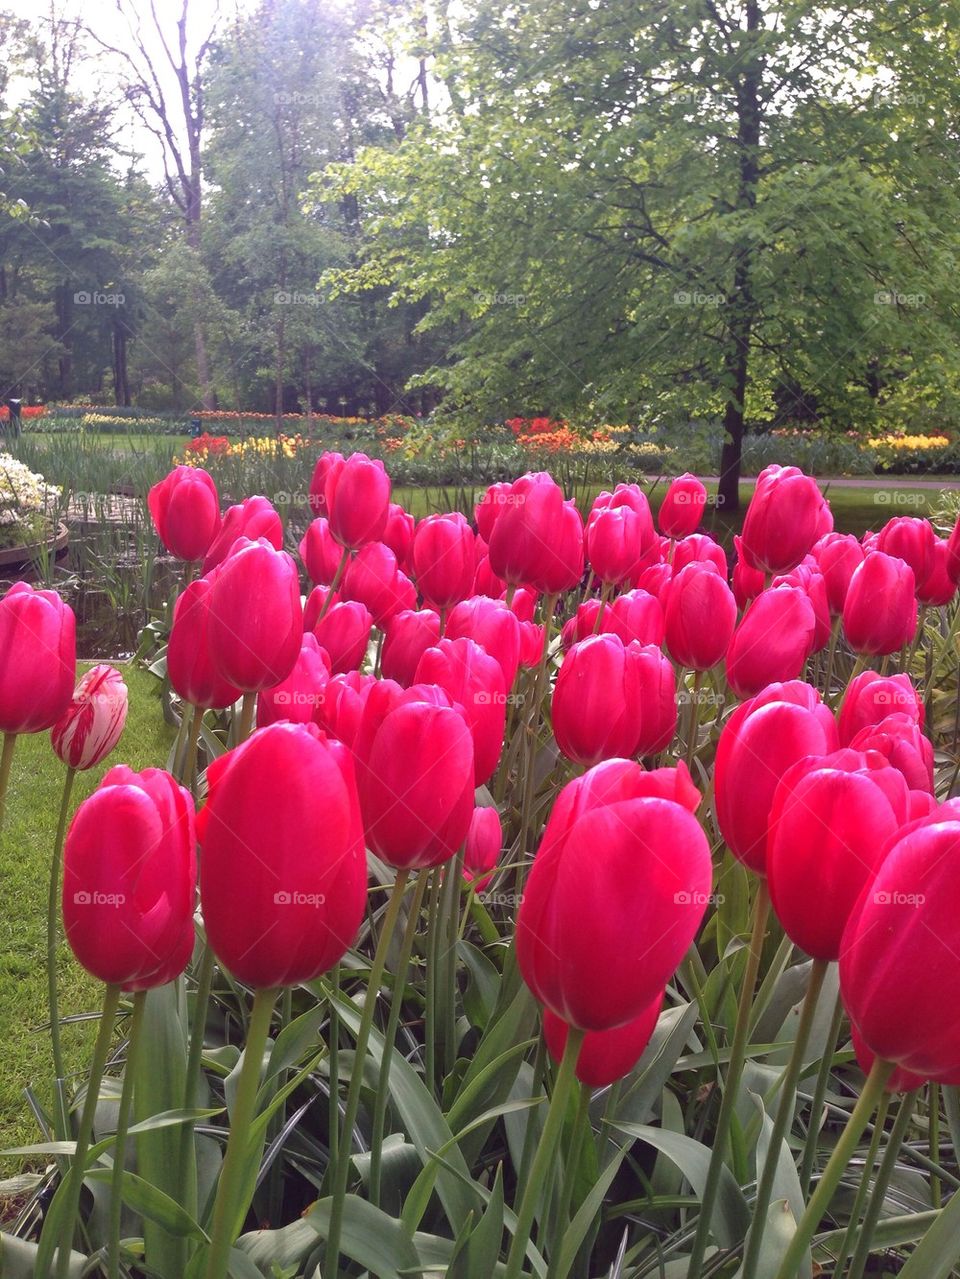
[168, 578, 241, 710]
[772, 562, 831, 651]
[602, 589, 665, 648]
[324, 453, 391, 549]
[415, 636, 505, 784]
[632, 644, 679, 755]
[740, 465, 830, 574]
[553, 635, 649, 766]
[203, 495, 282, 573]
[353, 682, 475, 869]
[487, 472, 584, 593]
[299, 518, 342, 586]
[725, 586, 816, 699]
[308, 451, 344, 517]
[877, 516, 935, 585]
[148, 466, 220, 562]
[413, 512, 477, 609]
[732, 535, 765, 609]
[562, 600, 602, 651]
[256, 634, 331, 727]
[463, 805, 502, 887]
[315, 670, 374, 748]
[658, 473, 707, 539]
[475, 481, 515, 541]
[843, 552, 917, 655]
[543, 992, 664, 1087]
[633, 562, 673, 598]
[198, 723, 366, 987]
[519, 621, 545, 668]
[311, 599, 373, 674]
[381, 609, 442, 686]
[516, 760, 713, 1030]
[585, 494, 657, 586]
[382, 502, 415, 571]
[849, 712, 934, 793]
[474, 551, 506, 597]
[445, 596, 522, 688]
[767, 749, 910, 960]
[663, 563, 736, 671]
[946, 515, 960, 585]
[342, 543, 416, 627]
[918, 538, 957, 607]
[839, 815, 960, 1081]
[838, 671, 922, 745]
[507, 586, 539, 623]
[63, 767, 196, 987]
[851, 1023, 927, 1094]
[714, 681, 838, 874]
[671, 533, 726, 577]
[207, 539, 303, 691]
[51, 665, 128, 771]
[0, 583, 75, 733]
[812, 532, 864, 614]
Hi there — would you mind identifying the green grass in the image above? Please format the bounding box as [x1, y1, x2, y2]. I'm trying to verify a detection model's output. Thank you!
[0, 662, 174, 1158]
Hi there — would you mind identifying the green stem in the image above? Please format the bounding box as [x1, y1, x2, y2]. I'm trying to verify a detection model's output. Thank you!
[518, 592, 559, 860]
[686, 879, 771, 1279]
[107, 991, 147, 1279]
[930, 1082, 941, 1210]
[685, 670, 702, 768]
[822, 615, 841, 698]
[203, 986, 278, 1279]
[327, 964, 340, 1172]
[741, 958, 828, 1279]
[324, 871, 409, 1278]
[50, 983, 121, 1279]
[548, 1082, 592, 1277]
[830, 1092, 890, 1279]
[237, 691, 257, 744]
[47, 766, 76, 1114]
[0, 730, 17, 833]
[424, 868, 442, 1097]
[369, 872, 427, 1206]
[799, 993, 845, 1198]
[441, 851, 464, 1077]
[772, 1057, 895, 1279]
[183, 703, 203, 796]
[504, 1026, 585, 1279]
[179, 938, 214, 1194]
[319, 547, 349, 620]
[846, 1090, 918, 1279]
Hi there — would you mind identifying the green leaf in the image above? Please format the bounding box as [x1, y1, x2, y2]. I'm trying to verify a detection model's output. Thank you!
[86, 1168, 209, 1241]
[896, 1193, 960, 1279]
[303, 1194, 423, 1277]
[0, 1232, 86, 1278]
[553, 1144, 631, 1277]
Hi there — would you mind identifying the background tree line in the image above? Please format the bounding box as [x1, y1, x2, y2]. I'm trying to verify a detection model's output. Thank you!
[2, 0, 960, 500]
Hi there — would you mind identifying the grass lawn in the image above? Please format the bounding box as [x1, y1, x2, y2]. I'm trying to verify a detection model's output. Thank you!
[0, 662, 174, 1158]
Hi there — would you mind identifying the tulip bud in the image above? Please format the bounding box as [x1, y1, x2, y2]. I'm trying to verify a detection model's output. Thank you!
[381, 608, 442, 686]
[202, 495, 281, 573]
[740, 465, 830, 574]
[325, 453, 391, 549]
[877, 516, 935, 584]
[256, 634, 331, 727]
[308, 451, 344, 517]
[382, 502, 415, 571]
[148, 466, 220, 562]
[519, 621, 545, 668]
[843, 552, 917, 655]
[488, 472, 584, 593]
[585, 494, 657, 586]
[415, 636, 505, 784]
[311, 599, 373, 674]
[663, 563, 737, 671]
[552, 634, 649, 766]
[316, 671, 374, 748]
[445, 596, 522, 688]
[601, 589, 664, 648]
[413, 512, 477, 609]
[918, 538, 957, 607]
[463, 806, 502, 887]
[767, 749, 910, 960]
[63, 767, 196, 988]
[543, 992, 664, 1087]
[714, 681, 838, 874]
[725, 586, 816, 699]
[342, 542, 416, 627]
[0, 583, 76, 734]
[772, 563, 831, 651]
[671, 533, 727, 577]
[732, 535, 765, 609]
[51, 665, 128, 771]
[658, 473, 707, 539]
[168, 578, 241, 711]
[838, 671, 922, 745]
[198, 723, 367, 987]
[849, 712, 934, 792]
[516, 760, 713, 1030]
[207, 539, 303, 691]
[299, 517, 342, 586]
[812, 532, 864, 614]
[475, 481, 515, 541]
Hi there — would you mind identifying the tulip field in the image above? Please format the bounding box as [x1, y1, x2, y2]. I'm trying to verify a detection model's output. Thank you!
[2, 454, 960, 1279]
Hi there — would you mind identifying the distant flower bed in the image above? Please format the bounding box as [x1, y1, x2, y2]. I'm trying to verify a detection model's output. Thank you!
[0, 452, 61, 547]
[0, 404, 47, 421]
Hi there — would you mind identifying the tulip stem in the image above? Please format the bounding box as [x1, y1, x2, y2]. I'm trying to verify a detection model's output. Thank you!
[741, 957, 828, 1279]
[49, 982, 121, 1279]
[829, 1091, 889, 1279]
[369, 871, 428, 1207]
[440, 851, 464, 1078]
[424, 867, 442, 1096]
[684, 670, 702, 768]
[0, 730, 17, 833]
[203, 985, 278, 1279]
[799, 991, 845, 1198]
[107, 990, 146, 1279]
[686, 879, 770, 1279]
[324, 870, 409, 1278]
[822, 615, 841, 697]
[846, 1090, 917, 1279]
[504, 1025, 584, 1279]
[548, 1081, 592, 1276]
[519, 592, 559, 860]
[47, 765, 76, 1121]
[319, 548, 350, 621]
[327, 964, 340, 1169]
[237, 692, 257, 744]
[184, 703, 204, 796]
[180, 938, 215, 1191]
[773, 1056, 895, 1279]
[930, 1082, 942, 1209]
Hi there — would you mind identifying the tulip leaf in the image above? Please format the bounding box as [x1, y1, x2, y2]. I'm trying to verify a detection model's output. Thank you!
[303, 1194, 423, 1277]
[895, 1191, 960, 1279]
[86, 1167, 209, 1240]
[458, 938, 501, 1027]
[614, 1001, 700, 1136]
[553, 1143, 631, 1278]
[611, 1123, 751, 1247]
[732, 1199, 803, 1279]
[0, 1232, 86, 1278]
[813, 1209, 939, 1260]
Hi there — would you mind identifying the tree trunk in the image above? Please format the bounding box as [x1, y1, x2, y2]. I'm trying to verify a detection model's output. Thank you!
[715, 0, 762, 513]
[113, 322, 131, 406]
[275, 311, 286, 436]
